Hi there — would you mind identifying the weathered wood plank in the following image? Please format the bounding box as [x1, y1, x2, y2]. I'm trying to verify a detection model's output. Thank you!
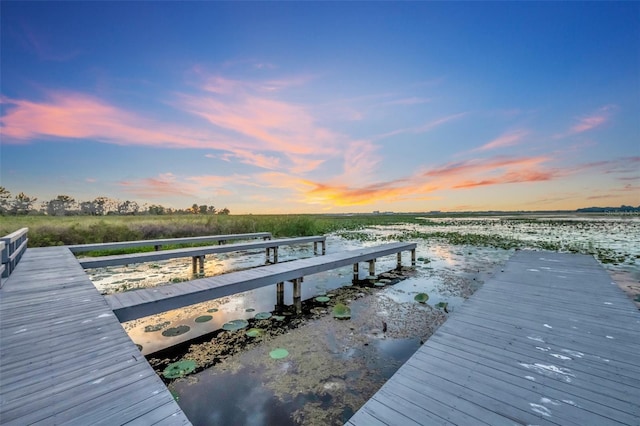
[106, 242, 417, 322]
[0, 247, 191, 425]
[68, 232, 272, 253]
[77, 235, 324, 268]
[348, 250, 640, 426]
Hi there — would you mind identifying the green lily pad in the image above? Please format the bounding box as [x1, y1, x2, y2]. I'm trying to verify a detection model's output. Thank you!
[245, 308, 255, 312]
[269, 348, 289, 359]
[222, 319, 249, 331]
[315, 296, 331, 303]
[254, 312, 272, 320]
[162, 360, 197, 379]
[365, 275, 377, 281]
[272, 315, 285, 321]
[207, 308, 219, 313]
[246, 328, 264, 337]
[195, 315, 213, 323]
[414, 293, 429, 303]
[162, 325, 191, 337]
[332, 303, 351, 320]
[374, 282, 386, 287]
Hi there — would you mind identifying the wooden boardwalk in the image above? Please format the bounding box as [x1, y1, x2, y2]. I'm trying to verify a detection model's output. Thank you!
[0, 247, 191, 425]
[106, 242, 417, 322]
[347, 250, 640, 426]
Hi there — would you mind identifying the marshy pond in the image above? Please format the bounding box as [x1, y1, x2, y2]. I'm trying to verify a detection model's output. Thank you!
[86, 215, 640, 425]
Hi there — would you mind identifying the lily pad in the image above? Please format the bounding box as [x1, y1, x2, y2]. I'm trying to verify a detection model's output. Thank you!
[414, 293, 429, 303]
[162, 325, 191, 337]
[245, 308, 255, 312]
[315, 296, 331, 303]
[436, 301, 449, 313]
[269, 348, 289, 359]
[254, 312, 272, 320]
[222, 319, 249, 331]
[374, 282, 386, 287]
[163, 360, 196, 379]
[207, 308, 219, 313]
[272, 315, 286, 321]
[195, 315, 213, 323]
[246, 328, 264, 337]
[365, 275, 377, 281]
[332, 303, 351, 320]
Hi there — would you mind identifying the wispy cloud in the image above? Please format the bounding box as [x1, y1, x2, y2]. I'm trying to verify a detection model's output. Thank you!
[372, 112, 468, 141]
[119, 173, 196, 198]
[471, 129, 528, 152]
[556, 105, 617, 138]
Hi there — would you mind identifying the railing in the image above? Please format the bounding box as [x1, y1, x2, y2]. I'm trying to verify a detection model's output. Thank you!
[1, 227, 29, 284]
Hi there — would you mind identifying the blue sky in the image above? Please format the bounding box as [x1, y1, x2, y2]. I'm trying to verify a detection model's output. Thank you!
[1, 2, 638, 213]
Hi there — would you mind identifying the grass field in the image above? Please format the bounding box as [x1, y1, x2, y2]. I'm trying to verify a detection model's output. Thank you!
[0, 214, 425, 247]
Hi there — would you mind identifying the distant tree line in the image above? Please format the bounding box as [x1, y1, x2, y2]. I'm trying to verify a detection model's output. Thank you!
[0, 187, 230, 216]
[576, 205, 640, 213]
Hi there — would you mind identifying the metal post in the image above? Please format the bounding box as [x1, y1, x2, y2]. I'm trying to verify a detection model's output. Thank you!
[293, 278, 302, 314]
[353, 263, 359, 283]
[411, 249, 416, 266]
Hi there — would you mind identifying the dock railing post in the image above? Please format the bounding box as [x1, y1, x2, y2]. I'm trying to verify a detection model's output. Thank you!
[191, 256, 198, 275]
[292, 278, 302, 314]
[199, 255, 205, 275]
[411, 249, 416, 266]
[275, 282, 285, 313]
[322, 241, 326, 255]
[368, 260, 376, 277]
[265, 247, 270, 263]
[273, 247, 278, 263]
[154, 245, 162, 251]
[353, 263, 359, 283]
[314, 242, 318, 255]
[397, 252, 402, 269]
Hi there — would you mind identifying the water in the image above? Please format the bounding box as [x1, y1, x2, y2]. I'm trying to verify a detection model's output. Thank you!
[85, 215, 639, 425]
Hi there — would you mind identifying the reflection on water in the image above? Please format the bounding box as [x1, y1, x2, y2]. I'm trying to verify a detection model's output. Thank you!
[84, 217, 639, 424]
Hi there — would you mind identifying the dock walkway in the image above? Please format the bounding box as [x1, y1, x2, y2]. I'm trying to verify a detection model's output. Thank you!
[0, 247, 191, 425]
[106, 242, 417, 322]
[347, 250, 640, 426]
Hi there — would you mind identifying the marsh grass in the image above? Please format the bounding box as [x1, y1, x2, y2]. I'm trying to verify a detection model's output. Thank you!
[0, 214, 423, 247]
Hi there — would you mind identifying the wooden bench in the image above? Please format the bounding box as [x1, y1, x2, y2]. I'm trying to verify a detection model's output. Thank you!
[1, 227, 29, 282]
[68, 232, 272, 253]
[105, 242, 417, 322]
[78, 236, 327, 274]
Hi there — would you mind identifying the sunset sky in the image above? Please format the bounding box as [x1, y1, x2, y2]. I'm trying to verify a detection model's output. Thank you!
[1, 2, 638, 213]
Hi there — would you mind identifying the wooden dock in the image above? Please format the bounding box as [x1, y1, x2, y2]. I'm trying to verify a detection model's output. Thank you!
[347, 250, 640, 426]
[106, 242, 417, 322]
[0, 247, 191, 425]
[77, 235, 327, 271]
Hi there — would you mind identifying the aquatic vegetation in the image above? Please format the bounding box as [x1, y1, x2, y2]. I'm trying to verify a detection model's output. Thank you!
[195, 315, 213, 323]
[163, 360, 197, 379]
[332, 303, 351, 319]
[435, 301, 449, 313]
[222, 319, 249, 331]
[162, 325, 191, 337]
[207, 308, 219, 313]
[272, 315, 286, 321]
[254, 312, 272, 320]
[414, 293, 429, 303]
[246, 328, 264, 338]
[269, 348, 289, 359]
[245, 308, 255, 312]
[144, 321, 170, 332]
[315, 296, 331, 303]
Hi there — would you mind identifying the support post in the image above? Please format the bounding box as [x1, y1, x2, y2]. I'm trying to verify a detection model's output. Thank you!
[397, 252, 402, 269]
[353, 263, 359, 283]
[154, 244, 162, 251]
[322, 241, 326, 255]
[314, 242, 318, 255]
[411, 249, 416, 266]
[191, 256, 198, 275]
[275, 282, 284, 313]
[265, 247, 271, 263]
[292, 278, 302, 314]
[273, 246, 278, 263]
[199, 255, 205, 275]
[368, 259, 376, 276]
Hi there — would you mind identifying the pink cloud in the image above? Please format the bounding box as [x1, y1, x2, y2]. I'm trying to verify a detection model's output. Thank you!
[473, 129, 528, 152]
[119, 173, 196, 198]
[373, 112, 467, 141]
[0, 92, 217, 148]
[556, 105, 617, 138]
